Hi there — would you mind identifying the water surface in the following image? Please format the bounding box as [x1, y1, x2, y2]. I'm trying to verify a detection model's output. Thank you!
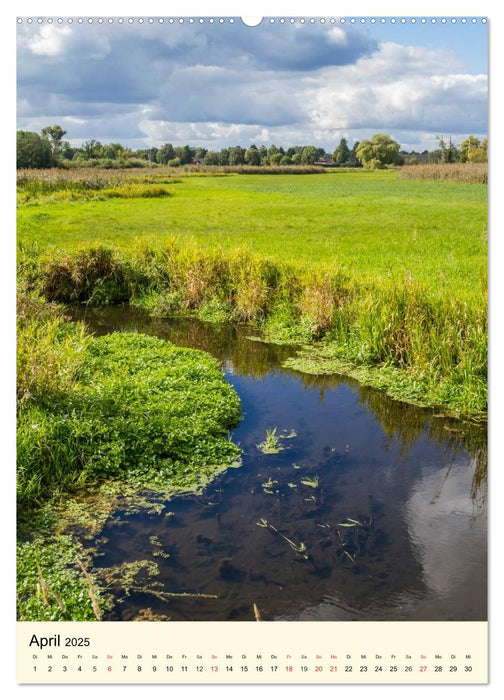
[70, 306, 487, 622]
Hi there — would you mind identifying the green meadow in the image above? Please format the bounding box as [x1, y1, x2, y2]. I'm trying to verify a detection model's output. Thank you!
[18, 171, 486, 298]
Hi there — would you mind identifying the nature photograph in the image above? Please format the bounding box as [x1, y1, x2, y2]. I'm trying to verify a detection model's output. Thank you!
[16, 15, 487, 623]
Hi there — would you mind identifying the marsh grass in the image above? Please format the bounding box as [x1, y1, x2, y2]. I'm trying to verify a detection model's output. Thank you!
[17, 283, 89, 408]
[17, 168, 180, 204]
[21, 240, 486, 416]
[50, 183, 173, 202]
[399, 163, 487, 184]
[39, 247, 130, 304]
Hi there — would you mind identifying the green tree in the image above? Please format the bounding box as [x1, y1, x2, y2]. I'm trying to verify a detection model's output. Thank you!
[437, 137, 460, 163]
[81, 140, 103, 159]
[460, 135, 480, 163]
[60, 141, 76, 160]
[156, 143, 175, 164]
[102, 142, 126, 160]
[267, 144, 279, 159]
[203, 150, 220, 165]
[146, 147, 158, 164]
[218, 148, 230, 166]
[333, 137, 350, 165]
[301, 145, 318, 164]
[41, 125, 67, 163]
[258, 145, 268, 161]
[174, 145, 193, 165]
[16, 130, 52, 168]
[245, 145, 261, 165]
[460, 135, 488, 163]
[356, 134, 402, 169]
[270, 152, 283, 165]
[348, 141, 360, 166]
[229, 145, 246, 165]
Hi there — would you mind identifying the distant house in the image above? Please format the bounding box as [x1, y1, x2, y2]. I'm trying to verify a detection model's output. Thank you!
[315, 156, 333, 166]
[191, 157, 203, 165]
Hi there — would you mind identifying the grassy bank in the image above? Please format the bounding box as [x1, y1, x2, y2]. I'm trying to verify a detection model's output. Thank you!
[20, 240, 487, 418]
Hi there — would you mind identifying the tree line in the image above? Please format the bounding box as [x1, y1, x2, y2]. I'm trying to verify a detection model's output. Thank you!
[17, 126, 487, 170]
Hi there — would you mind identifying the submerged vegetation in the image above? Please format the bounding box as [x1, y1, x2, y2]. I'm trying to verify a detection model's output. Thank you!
[16, 535, 107, 621]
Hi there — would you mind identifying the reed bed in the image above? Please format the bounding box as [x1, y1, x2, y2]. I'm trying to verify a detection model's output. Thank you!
[399, 163, 487, 184]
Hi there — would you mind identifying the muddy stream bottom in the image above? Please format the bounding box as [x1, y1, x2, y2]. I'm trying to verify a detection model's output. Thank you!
[69, 307, 487, 622]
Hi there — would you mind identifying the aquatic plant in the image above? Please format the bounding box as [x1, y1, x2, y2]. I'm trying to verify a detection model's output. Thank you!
[300, 476, 320, 489]
[16, 535, 110, 621]
[261, 477, 279, 494]
[102, 559, 219, 603]
[256, 518, 309, 559]
[17, 324, 242, 508]
[257, 428, 283, 454]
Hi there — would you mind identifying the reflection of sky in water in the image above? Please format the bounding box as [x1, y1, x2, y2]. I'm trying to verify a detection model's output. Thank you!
[69, 307, 487, 622]
[406, 459, 486, 598]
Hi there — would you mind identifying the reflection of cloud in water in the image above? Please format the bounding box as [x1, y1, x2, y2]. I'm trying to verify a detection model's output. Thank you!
[405, 459, 487, 598]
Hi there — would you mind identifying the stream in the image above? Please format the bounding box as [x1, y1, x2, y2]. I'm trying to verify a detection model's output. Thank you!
[69, 306, 487, 622]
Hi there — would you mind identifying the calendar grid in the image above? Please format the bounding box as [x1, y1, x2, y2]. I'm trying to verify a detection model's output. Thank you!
[17, 621, 487, 684]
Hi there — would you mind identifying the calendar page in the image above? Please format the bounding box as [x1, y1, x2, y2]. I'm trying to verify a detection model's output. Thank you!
[15, 2, 489, 687]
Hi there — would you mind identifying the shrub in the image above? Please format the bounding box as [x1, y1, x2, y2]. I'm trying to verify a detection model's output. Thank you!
[40, 247, 129, 304]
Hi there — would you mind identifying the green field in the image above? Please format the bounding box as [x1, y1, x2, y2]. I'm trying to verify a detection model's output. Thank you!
[18, 171, 486, 298]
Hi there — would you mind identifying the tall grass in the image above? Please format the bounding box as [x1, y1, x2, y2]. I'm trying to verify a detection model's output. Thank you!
[17, 283, 89, 405]
[20, 240, 487, 417]
[399, 163, 487, 184]
[17, 169, 176, 203]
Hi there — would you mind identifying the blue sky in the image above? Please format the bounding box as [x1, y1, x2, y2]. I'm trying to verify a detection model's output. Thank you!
[16, 17, 488, 152]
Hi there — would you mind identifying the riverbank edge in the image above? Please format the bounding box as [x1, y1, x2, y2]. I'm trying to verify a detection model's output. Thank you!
[19, 241, 486, 419]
